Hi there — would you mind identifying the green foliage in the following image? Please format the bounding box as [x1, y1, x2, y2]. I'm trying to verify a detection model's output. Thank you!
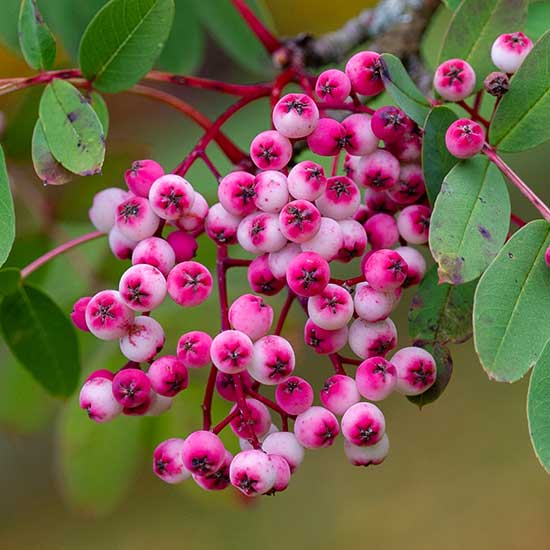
[38, 79, 105, 175]
[379, 54, 431, 125]
[0, 267, 22, 297]
[0, 146, 16, 268]
[526, 2, 550, 41]
[474, 220, 550, 382]
[442, 0, 462, 9]
[0, 281, 80, 397]
[0, 0, 23, 52]
[18, 0, 56, 70]
[439, 0, 527, 90]
[490, 30, 550, 152]
[430, 156, 510, 285]
[31, 120, 73, 185]
[90, 92, 110, 136]
[79, 0, 175, 93]
[422, 106, 458, 206]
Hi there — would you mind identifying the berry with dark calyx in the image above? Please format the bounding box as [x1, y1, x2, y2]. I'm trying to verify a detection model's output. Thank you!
[320, 374, 360, 416]
[210, 330, 254, 374]
[392, 346, 437, 396]
[248, 254, 286, 296]
[356, 150, 400, 191]
[167, 261, 213, 307]
[287, 160, 327, 201]
[304, 318, 348, 355]
[434, 58, 476, 101]
[229, 450, 276, 497]
[275, 376, 314, 415]
[340, 114, 379, 156]
[279, 199, 321, 243]
[116, 196, 160, 241]
[85, 290, 134, 340]
[337, 219, 367, 262]
[148, 355, 189, 397]
[491, 32, 533, 73]
[272, 93, 319, 139]
[445, 118, 485, 159]
[364, 249, 409, 291]
[153, 438, 190, 484]
[177, 330, 212, 369]
[111, 368, 151, 408]
[205, 203, 241, 245]
[218, 171, 257, 217]
[230, 397, 272, 439]
[341, 402, 386, 447]
[79, 377, 122, 422]
[316, 176, 360, 220]
[215, 370, 254, 402]
[371, 106, 412, 144]
[181, 431, 226, 477]
[125, 159, 164, 197]
[118, 264, 167, 312]
[355, 356, 397, 401]
[132, 236, 177, 277]
[286, 251, 330, 297]
[300, 217, 344, 261]
[397, 204, 431, 245]
[148, 174, 195, 221]
[307, 118, 347, 156]
[307, 283, 354, 330]
[395, 246, 427, 287]
[348, 317, 398, 359]
[345, 51, 384, 97]
[237, 211, 286, 254]
[315, 68, 352, 105]
[344, 433, 389, 466]
[248, 335, 296, 385]
[250, 130, 293, 171]
[294, 406, 340, 449]
[119, 316, 165, 363]
[193, 450, 233, 491]
[229, 294, 274, 341]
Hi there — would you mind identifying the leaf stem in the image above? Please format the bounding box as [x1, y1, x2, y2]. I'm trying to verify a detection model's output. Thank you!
[230, 0, 281, 54]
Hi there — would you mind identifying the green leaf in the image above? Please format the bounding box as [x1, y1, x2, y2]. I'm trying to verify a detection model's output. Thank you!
[474, 220, 550, 382]
[407, 343, 453, 408]
[442, 0, 462, 9]
[90, 91, 109, 136]
[526, 2, 550, 41]
[490, 30, 550, 152]
[527, 339, 550, 473]
[18, 0, 56, 70]
[79, 0, 175, 93]
[379, 53, 431, 125]
[439, 0, 528, 90]
[31, 119, 73, 186]
[429, 156, 510, 284]
[38, 79, 105, 175]
[0, 267, 22, 297]
[0, 0, 22, 52]
[0, 146, 15, 268]
[409, 265, 477, 345]
[422, 106, 458, 206]
[0, 283, 80, 396]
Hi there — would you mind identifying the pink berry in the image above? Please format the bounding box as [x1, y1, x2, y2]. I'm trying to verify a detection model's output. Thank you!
[364, 249, 408, 291]
[247, 254, 286, 296]
[397, 204, 431, 245]
[392, 346, 437, 396]
[356, 150, 400, 190]
[268, 242, 301, 279]
[371, 106, 412, 143]
[248, 335, 295, 385]
[272, 93, 319, 138]
[306, 118, 346, 156]
[230, 397, 272, 439]
[301, 217, 344, 261]
[269, 454, 291, 492]
[177, 330, 212, 369]
[85, 290, 134, 340]
[132, 237, 176, 277]
[294, 406, 340, 449]
[341, 113, 379, 156]
[286, 251, 330, 297]
[79, 377, 122, 422]
[434, 58, 476, 101]
[145, 393, 173, 416]
[148, 355, 188, 397]
[148, 174, 195, 220]
[86, 369, 114, 382]
[304, 318, 348, 355]
[71, 296, 91, 332]
[348, 317, 398, 359]
[320, 374, 360, 415]
[386, 127, 422, 162]
[307, 283, 354, 330]
[337, 219, 368, 262]
[363, 186, 399, 217]
[193, 450, 233, 491]
[182, 430, 226, 476]
[108, 226, 137, 260]
[344, 433, 389, 466]
[279, 199, 321, 243]
[167, 261, 213, 307]
[341, 402, 385, 446]
[253, 170, 289, 213]
[445, 118, 485, 159]
[275, 376, 314, 416]
[111, 368, 151, 408]
[262, 432, 305, 473]
[546, 246, 550, 267]
[116, 196, 160, 241]
[120, 316, 165, 362]
[316, 176, 360, 220]
[210, 330, 254, 374]
[229, 294, 273, 341]
[491, 32, 533, 73]
[354, 282, 401, 322]
[344, 153, 361, 182]
[345, 51, 384, 96]
[364, 212, 399, 250]
[287, 160, 326, 201]
[123, 390, 155, 416]
[215, 370, 254, 402]
[218, 171, 257, 216]
[229, 450, 276, 496]
[205, 203, 241, 245]
[386, 164, 426, 205]
[355, 356, 397, 401]
[237, 212, 286, 254]
[88, 187, 128, 233]
[395, 246, 426, 287]
[174, 192, 208, 234]
[153, 438, 190, 484]
[250, 130, 292, 171]
[125, 159, 164, 197]
[165, 231, 197, 264]
[118, 264, 167, 312]
[315, 69, 352, 105]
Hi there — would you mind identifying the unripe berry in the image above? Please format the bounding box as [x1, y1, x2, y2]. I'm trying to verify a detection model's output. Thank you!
[316, 176, 360, 220]
[340, 114, 379, 156]
[262, 432, 305, 473]
[153, 438, 191, 484]
[85, 290, 134, 340]
[337, 219, 368, 262]
[193, 450, 233, 491]
[177, 330, 212, 369]
[445, 118, 485, 159]
[210, 330, 254, 374]
[345, 51, 384, 96]
[125, 159, 164, 197]
[272, 93, 320, 138]
[354, 282, 401, 323]
[248, 335, 295, 385]
[205, 203, 241, 245]
[392, 346, 437, 395]
[237, 211, 286, 254]
[371, 106, 412, 144]
[434, 59, 476, 101]
[71, 296, 91, 332]
[116, 196, 160, 241]
[364, 212, 399, 250]
[79, 377, 122, 422]
[315, 69, 352, 105]
[269, 454, 291, 492]
[286, 251, 330, 297]
[304, 318, 348, 355]
[320, 374, 360, 415]
[287, 160, 326, 201]
[218, 171, 257, 216]
[275, 376, 314, 415]
[148, 174, 195, 220]
[395, 246, 427, 287]
[356, 150, 400, 190]
[247, 254, 286, 296]
[229, 294, 273, 341]
[483, 71, 510, 98]
[306, 118, 346, 156]
[215, 370, 254, 401]
[181, 430, 226, 476]
[89, 187, 128, 233]
[167, 261, 213, 307]
[294, 406, 340, 449]
[341, 402, 385, 446]
[387, 163, 426, 205]
[132, 236, 176, 277]
[250, 130, 292, 171]
[174, 192, 208, 234]
[355, 356, 397, 401]
[364, 249, 409, 291]
[279, 199, 321, 243]
[300, 217, 344, 260]
[120, 316, 165, 362]
[344, 433, 389, 466]
[229, 450, 276, 496]
[268, 242, 301, 279]
[118, 264, 167, 312]
[148, 355, 188, 397]
[230, 397, 272, 439]
[397, 204, 431, 244]
[108, 226, 137, 260]
[112, 368, 151, 408]
[348, 317, 398, 359]
[253, 170, 289, 213]
[491, 32, 533, 73]
[307, 283, 354, 330]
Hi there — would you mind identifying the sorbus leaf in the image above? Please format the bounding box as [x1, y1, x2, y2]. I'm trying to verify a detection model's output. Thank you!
[17, 0, 56, 70]
[429, 156, 510, 285]
[0, 0, 22, 52]
[31, 120, 73, 186]
[526, 2, 550, 41]
[490, 30, 550, 152]
[0, 145, 15, 268]
[474, 220, 550, 382]
[442, 0, 462, 9]
[90, 91, 110, 136]
[79, 0, 175, 93]
[0, 267, 22, 297]
[0, 283, 80, 397]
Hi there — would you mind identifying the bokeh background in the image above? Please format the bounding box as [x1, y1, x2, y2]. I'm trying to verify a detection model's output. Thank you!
[1, 1, 550, 548]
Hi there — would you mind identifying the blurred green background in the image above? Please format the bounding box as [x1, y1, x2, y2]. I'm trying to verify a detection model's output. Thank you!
[1, 1, 550, 548]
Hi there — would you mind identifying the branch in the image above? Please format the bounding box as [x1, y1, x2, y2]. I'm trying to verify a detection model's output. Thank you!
[230, 0, 281, 54]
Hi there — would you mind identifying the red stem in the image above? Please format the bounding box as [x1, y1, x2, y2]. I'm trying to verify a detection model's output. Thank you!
[473, 91, 483, 114]
[230, 0, 281, 54]
[271, 69, 296, 108]
[329, 354, 347, 375]
[338, 355, 361, 366]
[510, 213, 527, 228]
[198, 151, 222, 181]
[457, 100, 490, 128]
[234, 372, 261, 448]
[330, 275, 365, 286]
[331, 152, 341, 177]
[274, 291, 295, 336]
[202, 365, 218, 431]
[212, 409, 240, 434]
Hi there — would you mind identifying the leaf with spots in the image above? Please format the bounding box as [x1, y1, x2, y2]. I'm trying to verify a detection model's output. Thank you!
[18, 0, 56, 70]
[474, 220, 550, 382]
[38, 79, 105, 176]
[429, 155, 510, 285]
[0, 146, 15, 268]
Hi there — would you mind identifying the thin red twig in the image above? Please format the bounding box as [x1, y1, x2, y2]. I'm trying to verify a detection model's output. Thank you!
[457, 100, 490, 129]
[329, 354, 346, 375]
[510, 213, 527, 228]
[212, 409, 240, 434]
[230, 0, 281, 54]
[275, 291, 295, 336]
[202, 365, 218, 430]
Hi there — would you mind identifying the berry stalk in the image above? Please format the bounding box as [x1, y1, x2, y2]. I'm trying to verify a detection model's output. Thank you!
[230, 0, 281, 54]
